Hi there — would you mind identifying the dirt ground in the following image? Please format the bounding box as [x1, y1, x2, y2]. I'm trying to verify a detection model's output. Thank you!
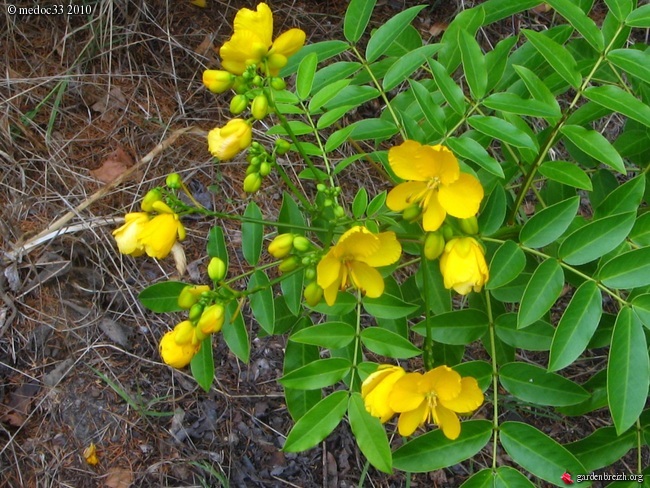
[1, 0, 646, 487]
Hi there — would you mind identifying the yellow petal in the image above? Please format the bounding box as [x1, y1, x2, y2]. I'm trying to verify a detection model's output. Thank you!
[421, 192, 447, 231]
[388, 140, 430, 181]
[335, 226, 380, 261]
[349, 261, 384, 298]
[233, 3, 273, 46]
[362, 366, 406, 422]
[422, 366, 461, 402]
[439, 238, 489, 294]
[113, 213, 148, 256]
[270, 28, 306, 58]
[139, 214, 180, 259]
[323, 281, 340, 306]
[220, 30, 267, 74]
[390, 373, 425, 412]
[418, 144, 460, 184]
[438, 172, 484, 219]
[397, 401, 428, 436]
[434, 405, 461, 440]
[386, 181, 429, 211]
[316, 251, 342, 290]
[440, 377, 485, 413]
[362, 231, 402, 268]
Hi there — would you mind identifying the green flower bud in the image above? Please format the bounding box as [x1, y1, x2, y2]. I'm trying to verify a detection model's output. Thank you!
[333, 206, 345, 218]
[274, 138, 291, 155]
[250, 156, 261, 166]
[243, 172, 262, 193]
[423, 232, 446, 261]
[207, 257, 227, 282]
[268, 233, 295, 259]
[141, 188, 163, 212]
[178, 285, 210, 309]
[303, 281, 323, 307]
[251, 94, 269, 120]
[246, 164, 259, 175]
[278, 256, 300, 273]
[305, 267, 316, 281]
[166, 173, 182, 189]
[233, 77, 247, 94]
[259, 162, 272, 177]
[270, 77, 286, 90]
[252, 75, 263, 87]
[197, 303, 225, 335]
[316, 183, 327, 192]
[292, 236, 311, 252]
[402, 204, 422, 222]
[189, 303, 204, 322]
[442, 224, 454, 241]
[459, 216, 479, 235]
[230, 94, 249, 115]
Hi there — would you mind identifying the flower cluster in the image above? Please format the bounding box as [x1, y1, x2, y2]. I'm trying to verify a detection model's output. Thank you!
[362, 364, 484, 439]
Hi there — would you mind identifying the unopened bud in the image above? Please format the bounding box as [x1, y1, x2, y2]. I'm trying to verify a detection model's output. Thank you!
[243, 172, 262, 193]
[270, 77, 286, 90]
[230, 94, 249, 115]
[166, 173, 182, 189]
[303, 281, 323, 307]
[333, 206, 345, 218]
[268, 233, 295, 259]
[207, 257, 227, 282]
[423, 232, 445, 261]
[459, 216, 479, 235]
[189, 303, 204, 322]
[305, 267, 316, 281]
[141, 188, 163, 212]
[292, 236, 311, 252]
[442, 224, 454, 241]
[278, 256, 300, 273]
[178, 285, 211, 309]
[173, 320, 195, 345]
[259, 162, 272, 177]
[274, 138, 291, 155]
[202, 70, 235, 94]
[197, 304, 225, 335]
[402, 204, 422, 222]
[251, 94, 269, 120]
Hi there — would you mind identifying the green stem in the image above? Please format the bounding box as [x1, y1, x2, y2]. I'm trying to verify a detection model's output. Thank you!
[421, 257, 434, 370]
[485, 290, 499, 471]
[350, 289, 363, 393]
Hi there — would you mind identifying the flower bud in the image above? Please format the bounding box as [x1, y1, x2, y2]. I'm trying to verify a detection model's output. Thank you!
[159, 329, 199, 368]
[442, 224, 454, 241]
[203, 70, 235, 94]
[402, 204, 422, 222]
[178, 285, 210, 309]
[278, 256, 300, 273]
[423, 232, 445, 261]
[333, 206, 345, 218]
[292, 236, 311, 252]
[173, 320, 195, 345]
[270, 77, 286, 91]
[208, 119, 252, 161]
[233, 77, 247, 94]
[196, 303, 225, 335]
[230, 94, 249, 115]
[459, 216, 479, 235]
[303, 281, 323, 307]
[251, 94, 269, 120]
[207, 257, 227, 282]
[166, 173, 182, 189]
[268, 233, 295, 259]
[189, 303, 204, 322]
[140, 188, 163, 212]
[252, 75, 263, 87]
[275, 139, 291, 155]
[440, 237, 489, 295]
[305, 267, 316, 281]
[243, 172, 262, 193]
[259, 162, 272, 177]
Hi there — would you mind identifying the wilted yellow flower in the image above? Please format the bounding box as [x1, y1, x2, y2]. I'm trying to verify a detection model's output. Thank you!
[386, 141, 484, 231]
[361, 365, 406, 423]
[202, 69, 234, 93]
[208, 118, 252, 161]
[83, 443, 99, 465]
[389, 366, 484, 439]
[220, 3, 306, 76]
[439, 237, 489, 294]
[112, 212, 149, 257]
[159, 325, 200, 368]
[138, 202, 186, 259]
[317, 226, 402, 306]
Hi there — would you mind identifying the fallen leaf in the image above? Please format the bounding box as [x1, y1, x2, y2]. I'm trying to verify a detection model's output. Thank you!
[83, 442, 99, 465]
[429, 22, 448, 37]
[91, 87, 127, 114]
[194, 33, 217, 64]
[105, 467, 133, 488]
[90, 147, 135, 184]
[531, 3, 552, 13]
[1, 381, 40, 427]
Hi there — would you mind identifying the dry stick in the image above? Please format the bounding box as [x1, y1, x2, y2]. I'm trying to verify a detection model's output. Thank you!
[5, 126, 207, 262]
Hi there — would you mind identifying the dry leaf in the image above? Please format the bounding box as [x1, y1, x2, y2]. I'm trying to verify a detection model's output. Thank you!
[194, 34, 217, 64]
[171, 241, 187, 277]
[429, 22, 448, 37]
[90, 147, 135, 184]
[105, 467, 133, 488]
[1, 381, 40, 427]
[531, 3, 552, 13]
[83, 442, 99, 465]
[91, 87, 127, 114]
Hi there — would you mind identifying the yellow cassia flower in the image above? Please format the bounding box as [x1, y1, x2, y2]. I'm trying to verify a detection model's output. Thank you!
[361, 365, 406, 423]
[389, 366, 484, 439]
[386, 141, 484, 231]
[138, 201, 186, 259]
[208, 119, 252, 161]
[112, 212, 149, 257]
[159, 323, 201, 368]
[439, 237, 489, 295]
[202, 69, 234, 94]
[220, 3, 306, 76]
[317, 226, 402, 306]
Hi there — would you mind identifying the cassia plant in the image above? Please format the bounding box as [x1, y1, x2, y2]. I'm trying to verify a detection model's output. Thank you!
[114, 0, 650, 484]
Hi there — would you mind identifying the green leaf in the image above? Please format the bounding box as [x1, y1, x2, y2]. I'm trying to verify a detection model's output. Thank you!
[284, 318, 321, 421]
[310, 291, 357, 315]
[383, 44, 441, 91]
[267, 120, 314, 136]
[447, 136, 504, 178]
[323, 85, 380, 111]
[481, 0, 543, 23]
[482, 93, 561, 118]
[418, 257, 452, 314]
[207, 225, 228, 268]
[429, 59, 466, 115]
[632, 294, 650, 329]
[392, 420, 492, 472]
[279, 358, 352, 390]
[607, 49, 650, 84]
[290, 322, 356, 350]
[604, 0, 633, 22]
[283, 390, 348, 452]
[281, 40, 349, 77]
[309, 79, 352, 113]
[494, 466, 537, 487]
[365, 6, 426, 62]
[312, 62, 360, 95]
[518, 259, 564, 328]
[468, 115, 538, 150]
[413, 309, 489, 345]
[630, 213, 650, 247]
[459, 30, 487, 99]
[500, 362, 589, 406]
[360, 327, 422, 359]
[296, 52, 318, 100]
[344, 0, 376, 43]
[499, 422, 587, 486]
[539, 161, 592, 190]
[191, 336, 214, 393]
[408, 79, 447, 136]
[278, 191, 306, 234]
[626, 4, 650, 27]
[522, 29, 581, 88]
[453, 360, 493, 392]
[549, 281, 602, 371]
[281, 269, 303, 317]
[560, 125, 626, 174]
[595, 175, 645, 219]
[513, 65, 559, 110]
[352, 187, 368, 219]
[248, 270, 275, 334]
[222, 300, 249, 364]
[348, 393, 392, 473]
[363, 294, 419, 319]
[138, 281, 187, 312]
[584, 85, 650, 128]
[487, 240, 526, 290]
[478, 184, 507, 236]
[459, 469, 493, 488]
[559, 212, 636, 265]
[242, 202, 263, 266]
[349, 118, 398, 141]
[546, 0, 603, 51]
[495, 313, 554, 351]
[607, 307, 650, 434]
[600, 247, 650, 289]
[566, 426, 636, 472]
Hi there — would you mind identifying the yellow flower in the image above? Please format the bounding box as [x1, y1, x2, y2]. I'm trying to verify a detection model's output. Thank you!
[208, 118, 252, 161]
[386, 141, 484, 231]
[83, 443, 99, 466]
[112, 212, 149, 257]
[220, 3, 306, 75]
[137, 202, 186, 259]
[159, 324, 200, 368]
[389, 366, 484, 439]
[439, 237, 489, 295]
[196, 304, 225, 336]
[316, 226, 402, 306]
[202, 69, 234, 93]
[361, 365, 406, 423]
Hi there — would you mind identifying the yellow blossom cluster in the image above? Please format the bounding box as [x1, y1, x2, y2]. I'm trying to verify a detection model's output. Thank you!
[362, 364, 484, 439]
